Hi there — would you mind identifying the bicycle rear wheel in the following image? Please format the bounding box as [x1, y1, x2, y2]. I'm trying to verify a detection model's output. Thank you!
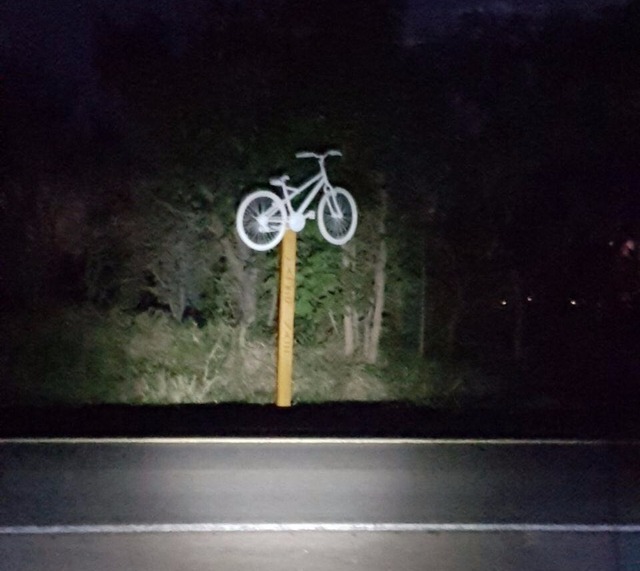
[236, 190, 287, 251]
[317, 187, 358, 246]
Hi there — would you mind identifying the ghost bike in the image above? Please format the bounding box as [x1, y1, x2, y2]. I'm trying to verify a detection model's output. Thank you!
[236, 150, 357, 251]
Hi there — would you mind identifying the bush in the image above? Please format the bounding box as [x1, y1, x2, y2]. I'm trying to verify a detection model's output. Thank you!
[1, 306, 494, 407]
[125, 312, 274, 404]
[1, 307, 131, 404]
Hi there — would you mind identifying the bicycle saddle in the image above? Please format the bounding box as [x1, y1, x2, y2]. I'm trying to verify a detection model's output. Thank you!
[269, 175, 290, 186]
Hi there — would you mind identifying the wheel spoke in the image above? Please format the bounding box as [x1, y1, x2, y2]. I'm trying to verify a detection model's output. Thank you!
[323, 195, 351, 238]
[236, 191, 287, 250]
[317, 188, 357, 245]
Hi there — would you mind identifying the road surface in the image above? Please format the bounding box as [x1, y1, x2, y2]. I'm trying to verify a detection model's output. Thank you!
[1, 438, 639, 570]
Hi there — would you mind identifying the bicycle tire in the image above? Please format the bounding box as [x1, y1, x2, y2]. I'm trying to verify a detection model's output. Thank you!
[317, 187, 358, 246]
[236, 190, 287, 251]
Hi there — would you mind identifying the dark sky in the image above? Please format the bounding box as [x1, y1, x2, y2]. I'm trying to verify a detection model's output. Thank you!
[2, 0, 628, 78]
[404, 0, 627, 40]
[1, 0, 208, 83]
[0, 0, 629, 116]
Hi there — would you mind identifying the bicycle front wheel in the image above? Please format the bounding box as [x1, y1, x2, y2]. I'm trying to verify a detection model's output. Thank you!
[317, 187, 358, 246]
[236, 190, 287, 251]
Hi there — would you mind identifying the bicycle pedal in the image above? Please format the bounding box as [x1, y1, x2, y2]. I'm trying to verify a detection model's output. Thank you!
[307, 212, 316, 220]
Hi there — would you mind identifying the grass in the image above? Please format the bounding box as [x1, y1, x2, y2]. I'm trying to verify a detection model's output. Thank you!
[1, 308, 132, 404]
[0, 306, 496, 407]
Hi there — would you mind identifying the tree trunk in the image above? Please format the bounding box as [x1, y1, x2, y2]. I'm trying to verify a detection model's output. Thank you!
[365, 240, 386, 364]
[446, 278, 464, 357]
[170, 283, 186, 322]
[352, 308, 360, 350]
[418, 260, 427, 357]
[344, 305, 355, 357]
[267, 281, 278, 327]
[222, 235, 258, 333]
[342, 242, 357, 357]
[364, 186, 388, 365]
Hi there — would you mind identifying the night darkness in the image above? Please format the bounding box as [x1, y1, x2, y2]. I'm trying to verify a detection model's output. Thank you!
[1, 0, 640, 425]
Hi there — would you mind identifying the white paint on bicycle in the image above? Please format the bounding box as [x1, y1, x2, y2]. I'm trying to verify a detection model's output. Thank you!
[236, 150, 358, 251]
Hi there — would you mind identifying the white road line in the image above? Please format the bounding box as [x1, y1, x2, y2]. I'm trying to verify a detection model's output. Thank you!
[1, 437, 639, 445]
[1, 523, 639, 535]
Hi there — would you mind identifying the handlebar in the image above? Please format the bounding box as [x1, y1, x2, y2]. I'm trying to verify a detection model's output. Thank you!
[295, 150, 342, 160]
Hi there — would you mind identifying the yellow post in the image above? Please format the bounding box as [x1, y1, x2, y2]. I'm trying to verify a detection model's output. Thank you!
[276, 230, 297, 407]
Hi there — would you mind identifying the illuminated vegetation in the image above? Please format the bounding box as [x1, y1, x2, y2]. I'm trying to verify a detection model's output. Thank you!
[1, 1, 639, 408]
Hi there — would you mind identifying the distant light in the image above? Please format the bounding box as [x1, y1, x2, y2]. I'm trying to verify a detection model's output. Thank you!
[500, 300, 507, 306]
[526, 296, 532, 302]
[570, 299, 577, 306]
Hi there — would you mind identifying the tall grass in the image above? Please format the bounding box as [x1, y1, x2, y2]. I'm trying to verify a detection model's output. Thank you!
[0, 307, 475, 406]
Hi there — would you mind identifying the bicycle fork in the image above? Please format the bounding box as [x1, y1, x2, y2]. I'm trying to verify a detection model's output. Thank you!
[322, 187, 344, 219]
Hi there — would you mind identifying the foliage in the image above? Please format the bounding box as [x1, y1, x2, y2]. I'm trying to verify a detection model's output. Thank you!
[0, 307, 464, 406]
[3, 2, 640, 407]
[293, 225, 343, 343]
[1, 308, 132, 404]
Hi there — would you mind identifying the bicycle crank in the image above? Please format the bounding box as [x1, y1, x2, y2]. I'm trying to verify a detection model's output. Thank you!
[288, 211, 306, 232]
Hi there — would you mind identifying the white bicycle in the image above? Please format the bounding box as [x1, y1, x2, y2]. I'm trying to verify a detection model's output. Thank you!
[236, 150, 358, 251]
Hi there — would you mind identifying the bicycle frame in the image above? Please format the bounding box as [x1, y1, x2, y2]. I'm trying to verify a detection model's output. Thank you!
[279, 171, 330, 218]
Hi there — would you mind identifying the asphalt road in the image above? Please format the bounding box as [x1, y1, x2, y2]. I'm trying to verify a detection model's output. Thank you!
[1, 439, 639, 570]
